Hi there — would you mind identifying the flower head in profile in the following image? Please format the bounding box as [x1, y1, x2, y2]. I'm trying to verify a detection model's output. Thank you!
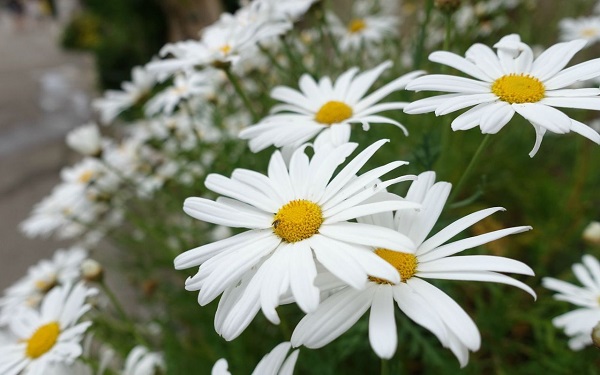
[292, 171, 535, 367]
[239, 62, 423, 153]
[174, 140, 420, 340]
[0, 247, 87, 325]
[0, 282, 95, 375]
[542, 255, 600, 350]
[404, 34, 600, 157]
[212, 341, 298, 375]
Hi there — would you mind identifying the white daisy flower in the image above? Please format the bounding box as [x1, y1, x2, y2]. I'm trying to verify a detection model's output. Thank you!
[327, 12, 398, 52]
[542, 255, 600, 350]
[239, 61, 423, 153]
[0, 247, 87, 326]
[123, 346, 165, 375]
[175, 140, 420, 338]
[144, 71, 213, 116]
[404, 34, 600, 157]
[250, 0, 318, 22]
[66, 123, 103, 157]
[0, 282, 96, 375]
[93, 66, 156, 124]
[291, 171, 535, 367]
[212, 341, 298, 375]
[560, 17, 600, 46]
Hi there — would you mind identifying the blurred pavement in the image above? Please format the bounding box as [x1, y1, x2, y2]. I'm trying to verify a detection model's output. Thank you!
[0, 17, 95, 290]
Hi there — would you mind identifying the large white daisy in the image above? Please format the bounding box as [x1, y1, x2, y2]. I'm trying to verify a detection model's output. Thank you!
[542, 254, 600, 350]
[291, 171, 535, 367]
[212, 341, 299, 375]
[404, 34, 600, 157]
[174, 140, 420, 338]
[0, 282, 95, 375]
[239, 62, 423, 152]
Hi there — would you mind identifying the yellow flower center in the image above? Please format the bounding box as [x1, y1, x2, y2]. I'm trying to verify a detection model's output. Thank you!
[491, 74, 545, 104]
[26, 322, 60, 359]
[34, 276, 57, 293]
[314, 101, 353, 125]
[348, 19, 366, 34]
[220, 44, 232, 55]
[581, 28, 599, 37]
[369, 248, 418, 284]
[273, 200, 323, 243]
[78, 170, 95, 184]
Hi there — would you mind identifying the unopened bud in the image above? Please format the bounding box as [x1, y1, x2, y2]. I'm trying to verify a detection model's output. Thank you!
[81, 259, 104, 282]
[583, 221, 600, 245]
[435, 0, 461, 14]
[592, 320, 600, 348]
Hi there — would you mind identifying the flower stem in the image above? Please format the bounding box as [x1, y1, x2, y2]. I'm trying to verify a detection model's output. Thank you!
[448, 134, 491, 204]
[99, 280, 149, 346]
[381, 358, 390, 375]
[223, 66, 259, 122]
[413, 0, 434, 69]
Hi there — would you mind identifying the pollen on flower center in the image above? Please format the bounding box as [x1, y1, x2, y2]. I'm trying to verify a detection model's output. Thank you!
[369, 248, 418, 284]
[26, 321, 60, 359]
[314, 101, 353, 125]
[348, 19, 366, 33]
[491, 74, 545, 104]
[273, 199, 323, 243]
[78, 170, 95, 184]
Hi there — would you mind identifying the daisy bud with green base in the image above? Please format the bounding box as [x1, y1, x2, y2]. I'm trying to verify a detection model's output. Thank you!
[81, 259, 103, 283]
[543, 255, 600, 350]
[292, 172, 534, 367]
[175, 140, 420, 340]
[404, 34, 600, 157]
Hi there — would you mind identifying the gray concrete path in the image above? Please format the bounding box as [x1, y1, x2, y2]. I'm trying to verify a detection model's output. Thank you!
[0, 14, 95, 290]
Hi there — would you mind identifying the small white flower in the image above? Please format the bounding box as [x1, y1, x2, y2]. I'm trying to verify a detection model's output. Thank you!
[0, 247, 87, 325]
[144, 71, 213, 116]
[212, 342, 298, 375]
[66, 123, 103, 157]
[327, 11, 398, 52]
[239, 61, 423, 152]
[543, 255, 600, 350]
[292, 171, 534, 367]
[404, 34, 600, 157]
[123, 346, 165, 375]
[93, 66, 156, 124]
[175, 140, 419, 340]
[583, 221, 600, 245]
[560, 17, 600, 46]
[0, 282, 96, 375]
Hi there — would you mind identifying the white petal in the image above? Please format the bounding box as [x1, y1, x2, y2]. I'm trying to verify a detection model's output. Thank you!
[288, 242, 320, 313]
[368, 285, 397, 359]
[406, 75, 490, 94]
[319, 222, 416, 253]
[429, 51, 494, 82]
[512, 103, 571, 134]
[531, 39, 588, 81]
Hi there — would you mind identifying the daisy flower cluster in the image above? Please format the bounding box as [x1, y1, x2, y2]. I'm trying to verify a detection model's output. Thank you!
[8, 0, 600, 373]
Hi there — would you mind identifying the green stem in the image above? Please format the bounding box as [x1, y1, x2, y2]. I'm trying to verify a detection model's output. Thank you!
[413, 0, 435, 69]
[223, 67, 259, 122]
[448, 134, 491, 204]
[99, 280, 149, 346]
[257, 43, 286, 74]
[443, 13, 453, 52]
[381, 358, 390, 375]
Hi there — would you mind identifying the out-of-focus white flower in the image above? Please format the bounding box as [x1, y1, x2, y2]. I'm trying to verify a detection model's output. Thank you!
[292, 171, 534, 366]
[560, 17, 600, 46]
[212, 342, 298, 375]
[175, 140, 419, 340]
[66, 123, 103, 157]
[405, 34, 600, 157]
[145, 71, 213, 116]
[583, 221, 600, 245]
[0, 282, 96, 374]
[543, 255, 600, 350]
[93, 66, 156, 124]
[240, 62, 422, 153]
[327, 11, 398, 52]
[123, 346, 165, 375]
[0, 247, 88, 325]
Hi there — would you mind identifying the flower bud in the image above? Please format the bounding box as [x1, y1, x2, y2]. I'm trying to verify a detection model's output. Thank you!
[583, 221, 600, 245]
[81, 259, 104, 282]
[592, 320, 600, 348]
